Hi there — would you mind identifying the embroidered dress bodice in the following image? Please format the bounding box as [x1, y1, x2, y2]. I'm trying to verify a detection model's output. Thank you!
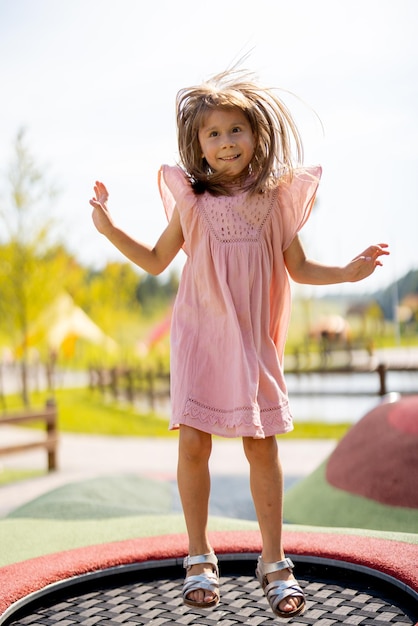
[158, 165, 321, 438]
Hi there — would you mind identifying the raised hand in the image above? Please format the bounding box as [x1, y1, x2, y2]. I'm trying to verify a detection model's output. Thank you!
[345, 243, 390, 282]
[89, 181, 114, 235]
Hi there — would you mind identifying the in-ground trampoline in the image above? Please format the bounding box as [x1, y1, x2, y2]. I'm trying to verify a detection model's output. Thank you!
[1, 536, 417, 626]
[2, 397, 417, 625]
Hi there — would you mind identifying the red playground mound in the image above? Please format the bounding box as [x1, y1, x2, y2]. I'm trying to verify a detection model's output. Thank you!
[326, 395, 418, 508]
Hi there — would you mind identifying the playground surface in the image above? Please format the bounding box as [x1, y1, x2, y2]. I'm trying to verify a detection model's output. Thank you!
[0, 401, 417, 625]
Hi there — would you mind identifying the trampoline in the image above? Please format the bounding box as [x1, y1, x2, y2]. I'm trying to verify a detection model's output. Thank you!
[2, 554, 417, 626]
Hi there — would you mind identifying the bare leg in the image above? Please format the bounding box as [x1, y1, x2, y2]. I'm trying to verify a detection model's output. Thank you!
[242, 435, 301, 614]
[177, 425, 216, 605]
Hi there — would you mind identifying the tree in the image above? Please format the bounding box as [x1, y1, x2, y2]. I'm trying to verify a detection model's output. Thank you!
[136, 270, 179, 313]
[0, 129, 60, 405]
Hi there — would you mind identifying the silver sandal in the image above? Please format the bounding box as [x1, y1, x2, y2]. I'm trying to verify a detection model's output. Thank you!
[182, 552, 220, 609]
[256, 556, 306, 618]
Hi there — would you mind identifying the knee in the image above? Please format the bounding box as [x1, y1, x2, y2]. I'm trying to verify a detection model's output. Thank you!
[179, 425, 212, 464]
[243, 436, 278, 466]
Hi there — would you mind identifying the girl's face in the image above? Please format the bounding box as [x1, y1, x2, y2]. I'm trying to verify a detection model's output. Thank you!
[198, 107, 255, 180]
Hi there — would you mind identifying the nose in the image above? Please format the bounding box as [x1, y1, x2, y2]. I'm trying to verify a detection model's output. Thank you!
[221, 132, 236, 148]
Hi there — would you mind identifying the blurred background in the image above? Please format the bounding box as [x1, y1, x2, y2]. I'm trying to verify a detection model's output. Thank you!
[0, 0, 417, 424]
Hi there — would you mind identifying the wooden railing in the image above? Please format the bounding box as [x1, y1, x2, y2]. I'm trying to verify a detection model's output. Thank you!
[89, 365, 170, 410]
[0, 399, 58, 471]
[89, 360, 417, 411]
[285, 362, 417, 397]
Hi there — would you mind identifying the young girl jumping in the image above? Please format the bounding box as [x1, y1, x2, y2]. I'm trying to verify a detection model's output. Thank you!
[89, 68, 389, 618]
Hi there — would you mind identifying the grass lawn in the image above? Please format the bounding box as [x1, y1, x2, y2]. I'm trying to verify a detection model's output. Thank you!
[2, 387, 177, 437]
[1, 387, 351, 439]
[0, 468, 45, 486]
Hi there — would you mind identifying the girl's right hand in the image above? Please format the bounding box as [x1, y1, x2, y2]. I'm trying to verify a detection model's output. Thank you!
[89, 181, 114, 235]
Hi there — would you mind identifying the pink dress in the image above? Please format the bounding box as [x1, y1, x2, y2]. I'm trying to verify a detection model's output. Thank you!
[158, 165, 321, 439]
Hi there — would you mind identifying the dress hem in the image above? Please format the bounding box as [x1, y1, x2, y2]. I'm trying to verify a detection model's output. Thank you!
[169, 397, 294, 439]
[168, 419, 294, 439]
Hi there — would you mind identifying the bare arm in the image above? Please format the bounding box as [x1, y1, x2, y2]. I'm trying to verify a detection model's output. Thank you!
[89, 181, 184, 275]
[284, 235, 390, 285]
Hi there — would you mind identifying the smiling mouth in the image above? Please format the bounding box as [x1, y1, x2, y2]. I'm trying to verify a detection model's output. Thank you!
[220, 154, 240, 161]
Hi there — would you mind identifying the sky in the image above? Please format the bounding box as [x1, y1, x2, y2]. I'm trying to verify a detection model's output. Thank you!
[0, 0, 417, 296]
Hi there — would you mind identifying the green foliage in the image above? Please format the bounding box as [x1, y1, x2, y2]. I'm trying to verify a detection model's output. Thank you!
[136, 271, 179, 315]
[3, 388, 177, 437]
[2, 387, 348, 439]
[377, 268, 418, 319]
[0, 468, 45, 486]
[286, 422, 350, 439]
[0, 130, 63, 403]
[0, 131, 59, 339]
[83, 263, 142, 316]
[0, 129, 176, 379]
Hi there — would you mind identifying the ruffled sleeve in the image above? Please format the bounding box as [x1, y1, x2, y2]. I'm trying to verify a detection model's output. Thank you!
[158, 165, 193, 221]
[278, 166, 322, 250]
[158, 165, 196, 255]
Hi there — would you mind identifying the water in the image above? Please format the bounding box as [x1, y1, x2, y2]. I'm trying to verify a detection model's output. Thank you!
[290, 391, 383, 423]
[2, 363, 416, 424]
[287, 370, 417, 423]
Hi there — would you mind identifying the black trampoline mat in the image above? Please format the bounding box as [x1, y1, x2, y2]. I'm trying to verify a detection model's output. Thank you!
[3, 556, 417, 626]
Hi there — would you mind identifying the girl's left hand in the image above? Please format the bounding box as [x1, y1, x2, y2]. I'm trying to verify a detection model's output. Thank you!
[345, 243, 390, 282]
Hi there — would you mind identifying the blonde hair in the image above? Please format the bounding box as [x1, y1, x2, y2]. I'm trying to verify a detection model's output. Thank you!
[176, 68, 304, 195]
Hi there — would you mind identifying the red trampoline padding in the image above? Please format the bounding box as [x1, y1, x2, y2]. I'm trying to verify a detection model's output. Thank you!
[0, 529, 417, 617]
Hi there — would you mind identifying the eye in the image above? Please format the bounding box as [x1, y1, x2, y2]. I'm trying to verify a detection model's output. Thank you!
[209, 131, 218, 137]
[232, 127, 241, 133]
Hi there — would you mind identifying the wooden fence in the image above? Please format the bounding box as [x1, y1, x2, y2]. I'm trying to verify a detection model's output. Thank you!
[89, 361, 417, 412]
[89, 365, 170, 411]
[0, 399, 58, 471]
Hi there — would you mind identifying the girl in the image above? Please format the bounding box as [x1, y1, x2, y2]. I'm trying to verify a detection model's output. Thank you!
[89, 68, 389, 618]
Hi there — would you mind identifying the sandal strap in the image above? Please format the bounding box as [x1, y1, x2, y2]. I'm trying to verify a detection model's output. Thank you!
[183, 552, 218, 574]
[257, 556, 294, 576]
[264, 579, 305, 614]
[182, 553, 220, 608]
[183, 572, 219, 596]
[256, 557, 305, 618]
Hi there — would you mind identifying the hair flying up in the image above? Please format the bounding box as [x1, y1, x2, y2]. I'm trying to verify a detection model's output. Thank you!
[176, 67, 304, 195]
